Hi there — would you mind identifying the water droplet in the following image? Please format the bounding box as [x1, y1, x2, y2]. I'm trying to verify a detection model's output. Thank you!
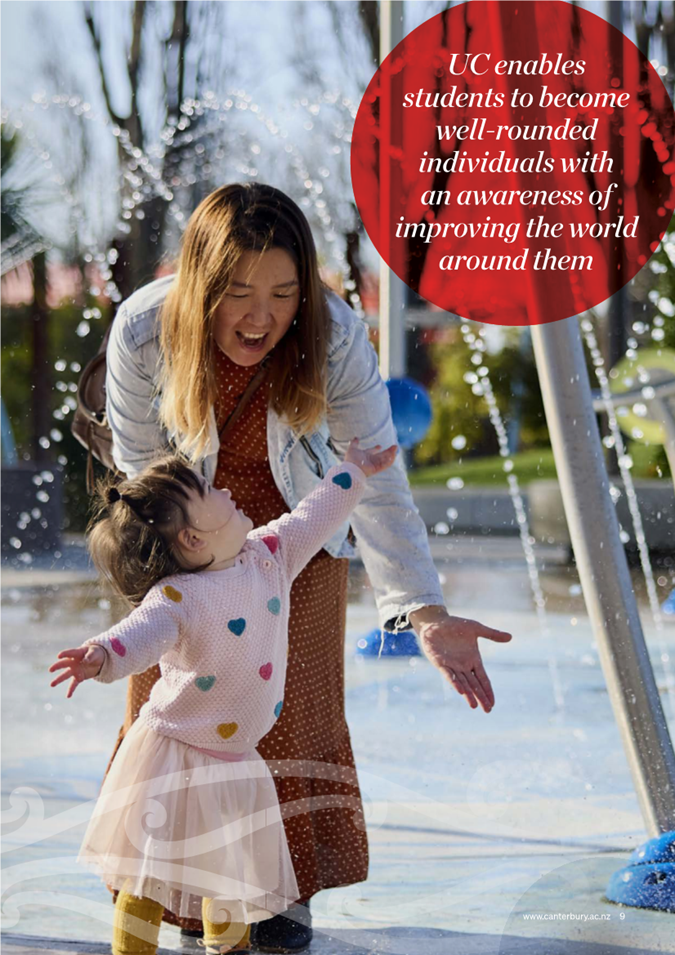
[658, 296, 675, 317]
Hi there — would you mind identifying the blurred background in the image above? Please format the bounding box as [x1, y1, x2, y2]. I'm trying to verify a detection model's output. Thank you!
[2, 3, 675, 950]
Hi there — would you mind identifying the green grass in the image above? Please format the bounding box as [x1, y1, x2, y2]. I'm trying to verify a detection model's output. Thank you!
[408, 448, 557, 487]
[407, 445, 670, 487]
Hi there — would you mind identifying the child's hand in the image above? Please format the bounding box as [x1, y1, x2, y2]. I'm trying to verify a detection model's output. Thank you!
[48, 645, 107, 698]
[344, 437, 398, 478]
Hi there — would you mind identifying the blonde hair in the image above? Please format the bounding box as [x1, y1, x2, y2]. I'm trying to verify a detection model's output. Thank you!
[156, 183, 332, 463]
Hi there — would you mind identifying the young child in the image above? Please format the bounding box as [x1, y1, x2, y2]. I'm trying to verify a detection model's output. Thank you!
[49, 437, 397, 955]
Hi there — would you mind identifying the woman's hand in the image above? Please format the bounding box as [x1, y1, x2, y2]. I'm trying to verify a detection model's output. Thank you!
[344, 437, 398, 478]
[409, 607, 513, 712]
[48, 645, 107, 699]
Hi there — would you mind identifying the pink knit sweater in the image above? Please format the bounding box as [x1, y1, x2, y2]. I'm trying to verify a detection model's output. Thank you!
[82, 462, 366, 755]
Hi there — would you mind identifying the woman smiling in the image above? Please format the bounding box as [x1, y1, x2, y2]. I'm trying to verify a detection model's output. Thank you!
[99, 182, 512, 951]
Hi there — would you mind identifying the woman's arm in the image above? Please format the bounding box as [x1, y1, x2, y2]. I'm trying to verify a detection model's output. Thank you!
[326, 312, 447, 634]
[106, 304, 172, 478]
[325, 302, 513, 713]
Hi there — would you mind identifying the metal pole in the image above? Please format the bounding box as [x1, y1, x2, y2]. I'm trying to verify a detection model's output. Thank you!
[488, 0, 675, 836]
[605, 1, 627, 475]
[380, 0, 413, 467]
[379, 0, 406, 383]
[532, 320, 675, 836]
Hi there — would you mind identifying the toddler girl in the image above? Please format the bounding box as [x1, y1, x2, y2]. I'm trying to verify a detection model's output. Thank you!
[49, 437, 397, 955]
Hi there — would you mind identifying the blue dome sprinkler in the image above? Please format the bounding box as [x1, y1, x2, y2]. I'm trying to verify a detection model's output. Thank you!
[355, 627, 422, 657]
[385, 377, 432, 450]
[605, 830, 675, 912]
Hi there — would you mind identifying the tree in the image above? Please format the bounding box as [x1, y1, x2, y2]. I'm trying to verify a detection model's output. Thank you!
[1, 124, 54, 462]
[82, 0, 230, 297]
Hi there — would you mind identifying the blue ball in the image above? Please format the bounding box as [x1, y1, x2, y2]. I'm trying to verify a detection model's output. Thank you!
[386, 377, 432, 450]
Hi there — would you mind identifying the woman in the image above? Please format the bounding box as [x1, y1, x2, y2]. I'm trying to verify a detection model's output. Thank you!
[101, 182, 512, 952]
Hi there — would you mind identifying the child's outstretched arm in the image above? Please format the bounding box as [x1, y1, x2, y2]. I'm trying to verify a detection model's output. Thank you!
[49, 644, 109, 699]
[48, 579, 189, 696]
[253, 437, 397, 581]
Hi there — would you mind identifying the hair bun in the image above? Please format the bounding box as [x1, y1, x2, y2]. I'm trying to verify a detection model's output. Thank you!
[107, 487, 122, 504]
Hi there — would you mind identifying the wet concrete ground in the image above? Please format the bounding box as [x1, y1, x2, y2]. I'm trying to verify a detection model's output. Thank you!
[2, 539, 675, 953]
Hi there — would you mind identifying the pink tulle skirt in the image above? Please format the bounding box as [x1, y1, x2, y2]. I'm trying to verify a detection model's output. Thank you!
[77, 716, 299, 923]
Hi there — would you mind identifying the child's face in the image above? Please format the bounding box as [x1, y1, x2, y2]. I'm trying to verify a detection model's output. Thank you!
[177, 475, 254, 570]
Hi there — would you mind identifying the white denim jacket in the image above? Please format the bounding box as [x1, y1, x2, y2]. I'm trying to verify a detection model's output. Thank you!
[105, 275, 446, 634]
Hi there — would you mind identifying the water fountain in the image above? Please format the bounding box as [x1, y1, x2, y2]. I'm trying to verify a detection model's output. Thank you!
[3, 22, 675, 933]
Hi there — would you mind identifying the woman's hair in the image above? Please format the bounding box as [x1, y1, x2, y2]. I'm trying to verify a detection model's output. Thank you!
[87, 454, 213, 608]
[156, 182, 332, 463]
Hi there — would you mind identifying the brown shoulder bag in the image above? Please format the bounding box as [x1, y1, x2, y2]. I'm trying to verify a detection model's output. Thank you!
[71, 329, 271, 493]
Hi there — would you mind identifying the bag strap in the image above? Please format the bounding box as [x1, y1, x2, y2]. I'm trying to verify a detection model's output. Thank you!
[75, 323, 113, 422]
[218, 353, 272, 442]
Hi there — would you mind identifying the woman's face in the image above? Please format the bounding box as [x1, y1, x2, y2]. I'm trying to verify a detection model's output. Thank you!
[213, 247, 301, 365]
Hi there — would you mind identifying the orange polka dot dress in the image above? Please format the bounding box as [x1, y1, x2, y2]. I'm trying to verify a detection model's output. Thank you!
[100, 345, 369, 932]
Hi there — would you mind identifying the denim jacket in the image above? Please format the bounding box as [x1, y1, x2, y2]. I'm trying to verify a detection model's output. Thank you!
[105, 275, 446, 634]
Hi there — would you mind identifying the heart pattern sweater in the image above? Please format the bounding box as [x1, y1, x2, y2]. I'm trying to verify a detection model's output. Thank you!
[82, 462, 367, 755]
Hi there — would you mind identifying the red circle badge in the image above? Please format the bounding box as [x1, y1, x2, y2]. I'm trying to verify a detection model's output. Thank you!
[351, 0, 675, 326]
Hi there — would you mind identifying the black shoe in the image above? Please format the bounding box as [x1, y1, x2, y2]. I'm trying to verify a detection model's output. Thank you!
[180, 928, 204, 953]
[252, 899, 312, 954]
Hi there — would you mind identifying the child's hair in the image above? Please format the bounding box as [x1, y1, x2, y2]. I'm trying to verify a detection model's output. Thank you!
[87, 454, 214, 607]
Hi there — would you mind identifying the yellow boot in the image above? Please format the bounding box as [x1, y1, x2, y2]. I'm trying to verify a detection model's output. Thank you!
[198, 897, 251, 954]
[112, 880, 164, 955]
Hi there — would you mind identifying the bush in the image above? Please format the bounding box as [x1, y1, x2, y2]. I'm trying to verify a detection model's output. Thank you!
[2, 301, 109, 531]
[412, 326, 549, 468]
